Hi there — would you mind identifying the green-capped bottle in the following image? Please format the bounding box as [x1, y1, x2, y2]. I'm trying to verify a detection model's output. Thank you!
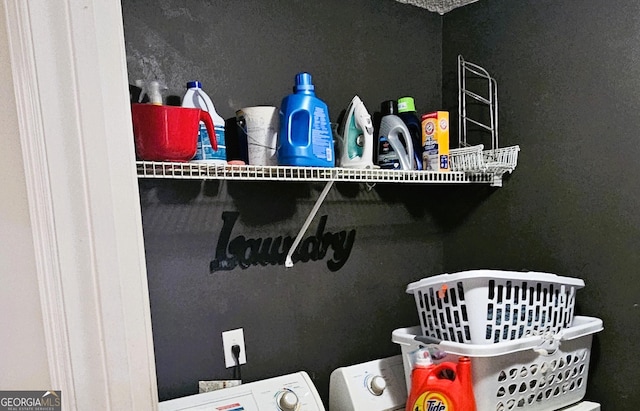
[397, 96, 423, 170]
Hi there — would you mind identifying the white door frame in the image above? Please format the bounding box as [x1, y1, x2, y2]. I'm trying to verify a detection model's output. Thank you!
[3, 0, 158, 409]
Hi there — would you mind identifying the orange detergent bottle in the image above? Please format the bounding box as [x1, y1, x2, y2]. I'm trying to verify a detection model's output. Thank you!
[405, 351, 476, 411]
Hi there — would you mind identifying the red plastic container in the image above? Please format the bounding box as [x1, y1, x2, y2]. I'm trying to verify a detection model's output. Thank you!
[131, 103, 216, 162]
[406, 356, 476, 411]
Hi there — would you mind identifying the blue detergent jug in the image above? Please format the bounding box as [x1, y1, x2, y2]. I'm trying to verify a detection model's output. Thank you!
[278, 72, 335, 167]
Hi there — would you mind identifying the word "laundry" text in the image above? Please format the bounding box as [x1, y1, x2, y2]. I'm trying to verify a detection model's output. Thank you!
[210, 211, 356, 272]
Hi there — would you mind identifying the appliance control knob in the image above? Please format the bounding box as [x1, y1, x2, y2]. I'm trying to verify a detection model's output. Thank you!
[366, 375, 386, 396]
[277, 390, 299, 411]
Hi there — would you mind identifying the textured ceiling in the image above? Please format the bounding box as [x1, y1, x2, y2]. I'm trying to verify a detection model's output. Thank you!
[394, 0, 480, 14]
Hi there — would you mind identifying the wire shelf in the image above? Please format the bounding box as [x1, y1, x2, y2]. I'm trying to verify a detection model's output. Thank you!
[135, 161, 499, 185]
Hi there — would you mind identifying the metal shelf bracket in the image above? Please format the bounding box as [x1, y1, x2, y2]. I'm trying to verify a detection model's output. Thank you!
[285, 175, 337, 268]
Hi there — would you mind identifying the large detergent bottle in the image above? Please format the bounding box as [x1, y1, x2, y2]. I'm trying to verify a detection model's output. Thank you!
[182, 81, 226, 163]
[397, 96, 423, 170]
[278, 72, 335, 167]
[377, 100, 415, 170]
[406, 351, 476, 411]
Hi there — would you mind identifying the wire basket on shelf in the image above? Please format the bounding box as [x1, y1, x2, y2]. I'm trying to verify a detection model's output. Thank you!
[483, 145, 521, 174]
[458, 55, 520, 175]
[449, 144, 485, 172]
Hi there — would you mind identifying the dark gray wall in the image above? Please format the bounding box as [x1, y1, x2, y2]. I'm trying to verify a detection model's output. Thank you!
[139, 181, 449, 403]
[123, 0, 441, 119]
[123, 0, 444, 404]
[442, 0, 640, 408]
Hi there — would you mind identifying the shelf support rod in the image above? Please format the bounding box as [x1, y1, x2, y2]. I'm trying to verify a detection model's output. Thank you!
[285, 177, 336, 268]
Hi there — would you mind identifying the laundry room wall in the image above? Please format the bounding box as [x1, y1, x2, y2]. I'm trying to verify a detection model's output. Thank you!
[122, 0, 447, 403]
[441, 0, 640, 408]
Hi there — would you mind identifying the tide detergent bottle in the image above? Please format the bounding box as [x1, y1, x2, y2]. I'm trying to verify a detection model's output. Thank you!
[406, 351, 476, 411]
[278, 72, 335, 167]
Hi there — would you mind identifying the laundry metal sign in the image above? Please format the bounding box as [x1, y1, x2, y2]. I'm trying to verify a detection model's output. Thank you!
[210, 211, 356, 272]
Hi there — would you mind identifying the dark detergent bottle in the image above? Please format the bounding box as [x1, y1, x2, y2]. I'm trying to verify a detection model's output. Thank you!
[377, 100, 415, 170]
[397, 96, 423, 170]
[278, 72, 335, 167]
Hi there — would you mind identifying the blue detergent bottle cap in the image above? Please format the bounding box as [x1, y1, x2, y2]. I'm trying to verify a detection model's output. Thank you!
[186, 80, 202, 89]
[294, 72, 315, 93]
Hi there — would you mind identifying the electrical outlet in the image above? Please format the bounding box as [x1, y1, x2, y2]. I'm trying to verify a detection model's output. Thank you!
[222, 328, 247, 368]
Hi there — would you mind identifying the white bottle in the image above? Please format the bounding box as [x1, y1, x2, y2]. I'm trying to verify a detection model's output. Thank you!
[147, 80, 163, 105]
[182, 81, 226, 163]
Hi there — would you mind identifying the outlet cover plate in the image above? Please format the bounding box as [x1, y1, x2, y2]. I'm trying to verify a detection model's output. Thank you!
[222, 328, 247, 368]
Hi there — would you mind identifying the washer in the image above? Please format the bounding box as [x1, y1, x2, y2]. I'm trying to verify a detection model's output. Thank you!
[159, 371, 325, 411]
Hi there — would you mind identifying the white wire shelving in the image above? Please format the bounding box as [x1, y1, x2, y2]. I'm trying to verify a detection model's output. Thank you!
[135, 161, 502, 185]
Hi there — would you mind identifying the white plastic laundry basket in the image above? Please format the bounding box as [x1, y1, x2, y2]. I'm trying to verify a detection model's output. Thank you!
[407, 270, 585, 344]
[392, 316, 603, 411]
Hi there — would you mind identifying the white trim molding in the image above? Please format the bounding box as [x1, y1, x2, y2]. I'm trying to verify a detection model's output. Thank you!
[3, 0, 158, 410]
[3, 1, 76, 404]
